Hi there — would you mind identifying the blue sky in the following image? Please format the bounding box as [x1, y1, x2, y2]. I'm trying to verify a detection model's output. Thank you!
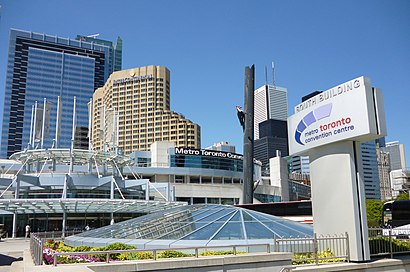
[0, 0, 409, 164]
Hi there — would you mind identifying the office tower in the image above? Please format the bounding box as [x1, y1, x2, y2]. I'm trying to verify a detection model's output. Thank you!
[376, 146, 392, 201]
[206, 142, 236, 153]
[253, 84, 288, 174]
[290, 156, 310, 174]
[382, 141, 407, 171]
[361, 141, 381, 200]
[92, 66, 201, 154]
[254, 85, 288, 140]
[254, 119, 288, 170]
[1, 29, 120, 158]
[76, 35, 123, 74]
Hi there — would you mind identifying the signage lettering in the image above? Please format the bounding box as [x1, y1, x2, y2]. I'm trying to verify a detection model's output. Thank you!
[113, 74, 153, 84]
[295, 79, 361, 113]
[174, 147, 243, 160]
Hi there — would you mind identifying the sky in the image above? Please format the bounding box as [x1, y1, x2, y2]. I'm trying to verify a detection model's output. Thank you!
[0, 0, 409, 165]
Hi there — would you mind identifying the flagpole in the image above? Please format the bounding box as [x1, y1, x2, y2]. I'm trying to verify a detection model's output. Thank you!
[41, 98, 47, 149]
[29, 105, 35, 149]
[32, 101, 38, 149]
[71, 96, 76, 151]
[55, 96, 61, 148]
[87, 99, 92, 151]
[70, 96, 76, 174]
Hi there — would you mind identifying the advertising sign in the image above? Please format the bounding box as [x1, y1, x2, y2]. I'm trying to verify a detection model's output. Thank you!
[288, 76, 386, 156]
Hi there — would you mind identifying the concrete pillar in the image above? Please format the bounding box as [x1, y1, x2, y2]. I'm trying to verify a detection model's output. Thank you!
[309, 141, 370, 262]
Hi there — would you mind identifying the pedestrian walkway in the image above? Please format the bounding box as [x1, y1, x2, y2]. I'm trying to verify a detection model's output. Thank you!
[0, 238, 91, 272]
[0, 238, 28, 272]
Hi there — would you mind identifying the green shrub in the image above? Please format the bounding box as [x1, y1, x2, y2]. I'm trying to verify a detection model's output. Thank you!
[105, 242, 136, 251]
[56, 242, 74, 252]
[89, 246, 109, 261]
[104, 243, 137, 260]
[292, 249, 345, 265]
[73, 245, 92, 252]
[199, 250, 245, 256]
[369, 237, 410, 254]
[158, 250, 194, 258]
[117, 251, 153, 261]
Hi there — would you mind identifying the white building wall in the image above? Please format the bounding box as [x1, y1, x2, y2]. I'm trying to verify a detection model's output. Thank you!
[254, 85, 288, 140]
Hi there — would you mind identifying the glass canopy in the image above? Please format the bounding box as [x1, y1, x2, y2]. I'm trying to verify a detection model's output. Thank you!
[65, 204, 313, 248]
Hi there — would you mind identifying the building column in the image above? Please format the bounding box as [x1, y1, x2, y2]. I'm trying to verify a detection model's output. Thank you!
[110, 177, 114, 199]
[145, 180, 149, 200]
[12, 213, 17, 238]
[12, 177, 20, 238]
[62, 211, 66, 238]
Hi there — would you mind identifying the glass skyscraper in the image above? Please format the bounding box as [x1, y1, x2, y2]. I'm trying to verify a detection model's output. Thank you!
[75, 35, 123, 76]
[361, 140, 381, 200]
[1, 29, 122, 158]
[253, 84, 289, 173]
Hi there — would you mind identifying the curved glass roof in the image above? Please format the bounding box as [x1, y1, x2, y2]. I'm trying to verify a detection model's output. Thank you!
[65, 204, 313, 248]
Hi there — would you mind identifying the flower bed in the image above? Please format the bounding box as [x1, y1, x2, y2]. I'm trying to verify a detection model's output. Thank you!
[42, 240, 245, 265]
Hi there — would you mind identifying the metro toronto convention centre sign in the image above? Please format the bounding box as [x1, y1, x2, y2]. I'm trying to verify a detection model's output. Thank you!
[288, 76, 386, 156]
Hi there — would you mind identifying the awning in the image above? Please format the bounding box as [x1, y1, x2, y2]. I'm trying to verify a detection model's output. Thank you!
[0, 198, 186, 215]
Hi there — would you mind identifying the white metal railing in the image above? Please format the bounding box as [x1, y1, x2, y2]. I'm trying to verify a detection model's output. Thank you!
[31, 232, 350, 266]
[274, 233, 349, 265]
[369, 227, 410, 258]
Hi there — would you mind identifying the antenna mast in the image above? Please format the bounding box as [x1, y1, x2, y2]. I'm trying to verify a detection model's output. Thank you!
[271, 61, 276, 90]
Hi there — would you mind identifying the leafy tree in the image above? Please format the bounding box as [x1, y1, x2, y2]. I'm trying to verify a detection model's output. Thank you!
[395, 192, 409, 201]
[366, 199, 383, 227]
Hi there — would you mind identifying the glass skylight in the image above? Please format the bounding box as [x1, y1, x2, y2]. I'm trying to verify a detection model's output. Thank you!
[65, 204, 313, 248]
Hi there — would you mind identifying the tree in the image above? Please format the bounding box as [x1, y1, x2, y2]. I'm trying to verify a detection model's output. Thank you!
[395, 192, 409, 201]
[366, 199, 383, 227]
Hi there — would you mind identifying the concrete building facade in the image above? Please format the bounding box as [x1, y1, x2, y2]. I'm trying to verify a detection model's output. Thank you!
[92, 66, 200, 154]
[376, 145, 392, 201]
[383, 141, 407, 171]
[254, 85, 288, 140]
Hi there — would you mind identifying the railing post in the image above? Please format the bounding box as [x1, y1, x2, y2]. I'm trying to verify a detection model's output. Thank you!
[267, 243, 270, 253]
[153, 250, 157, 260]
[313, 233, 318, 265]
[233, 246, 237, 255]
[39, 239, 43, 265]
[195, 248, 199, 258]
[106, 253, 110, 263]
[53, 253, 57, 266]
[273, 234, 277, 252]
[389, 226, 393, 259]
[345, 232, 350, 262]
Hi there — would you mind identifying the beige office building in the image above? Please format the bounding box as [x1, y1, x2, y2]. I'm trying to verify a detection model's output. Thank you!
[92, 65, 200, 154]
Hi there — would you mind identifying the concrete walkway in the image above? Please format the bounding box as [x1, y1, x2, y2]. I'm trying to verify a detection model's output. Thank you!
[1, 238, 409, 272]
[0, 238, 29, 272]
[0, 239, 92, 272]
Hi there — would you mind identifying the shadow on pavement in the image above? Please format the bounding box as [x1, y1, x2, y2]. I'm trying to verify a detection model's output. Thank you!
[0, 254, 23, 266]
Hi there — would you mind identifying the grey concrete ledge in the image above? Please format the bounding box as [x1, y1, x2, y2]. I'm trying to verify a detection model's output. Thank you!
[294, 257, 410, 271]
[22, 251, 293, 272]
[88, 252, 293, 272]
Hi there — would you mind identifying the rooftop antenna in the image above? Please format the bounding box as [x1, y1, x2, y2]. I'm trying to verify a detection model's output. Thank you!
[87, 34, 100, 39]
[264, 65, 268, 86]
[271, 61, 276, 90]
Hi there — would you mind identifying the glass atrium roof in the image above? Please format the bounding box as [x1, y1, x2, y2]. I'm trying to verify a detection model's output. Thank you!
[0, 199, 185, 215]
[65, 204, 313, 248]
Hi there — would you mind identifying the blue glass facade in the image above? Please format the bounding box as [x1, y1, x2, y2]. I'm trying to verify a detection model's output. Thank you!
[170, 154, 243, 172]
[361, 141, 381, 200]
[1, 29, 119, 158]
[23, 48, 95, 149]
